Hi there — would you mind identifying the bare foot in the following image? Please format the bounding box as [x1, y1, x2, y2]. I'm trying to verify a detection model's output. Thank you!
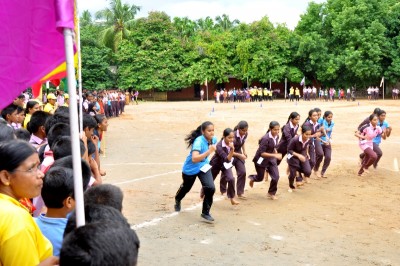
[249, 179, 254, 188]
[313, 170, 321, 179]
[230, 198, 240, 205]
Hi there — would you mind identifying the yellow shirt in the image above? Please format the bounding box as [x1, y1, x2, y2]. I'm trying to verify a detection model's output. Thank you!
[289, 88, 294, 95]
[43, 103, 55, 114]
[295, 89, 300, 96]
[63, 103, 69, 107]
[0, 194, 52, 266]
[23, 113, 31, 129]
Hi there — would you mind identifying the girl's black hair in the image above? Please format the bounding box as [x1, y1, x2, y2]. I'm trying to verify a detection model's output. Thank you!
[314, 107, 322, 113]
[377, 109, 386, 116]
[185, 121, 213, 148]
[267, 121, 280, 133]
[373, 108, 381, 115]
[0, 140, 37, 172]
[233, 121, 248, 131]
[369, 114, 377, 121]
[25, 101, 38, 115]
[324, 111, 333, 118]
[221, 128, 233, 140]
[94, 114, 106, 130]
[301, 124, 312, 134]
[286, 112, 300, 124]
[303, 109, 317, 124]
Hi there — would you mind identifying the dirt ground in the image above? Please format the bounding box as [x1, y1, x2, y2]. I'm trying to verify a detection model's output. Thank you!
[100, 99, 400, 266]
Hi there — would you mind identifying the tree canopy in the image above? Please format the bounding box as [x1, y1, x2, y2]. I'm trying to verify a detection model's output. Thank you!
[80, 0, 400, 91]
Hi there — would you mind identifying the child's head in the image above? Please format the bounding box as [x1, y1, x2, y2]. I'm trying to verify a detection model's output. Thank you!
[95, 114, 108, 132]
[234, 121, 248, 136]
[27, 111, 50, 135]
[42, 166, 75, 211]
[52, 156, 91, 191]
[267, 121, 280, 137]
[377, 109, 386, 122]
[16, 106, 25, 124]
[61, 220, 140, 266]
[287, 112, 300, 125]
[307, 109, 318, 123]
[324, 111, 333, 123]
[1, 104, 18, 124]
[25, 100, 40, 115]
[52, 136, 86, 160]
[301, 124, 312, 140]
[221, 128, 234, 143]
[83, 114, 97, 139]
[0, 124, 16, 142]
[314, 107, 322, 119]
[84, 184, 124, 211]
[14, 128, 30, 141]
[47, 123, 71, 149]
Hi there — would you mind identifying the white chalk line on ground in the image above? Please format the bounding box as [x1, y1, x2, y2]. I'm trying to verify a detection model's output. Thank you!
[112, 170, 181, 185]
[104, 162, 182, 166]
[132, 196, 224, 231]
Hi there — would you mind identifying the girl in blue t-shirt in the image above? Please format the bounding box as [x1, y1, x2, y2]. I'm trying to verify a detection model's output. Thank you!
[174, 121, 217, 222]
[314, 111, 334, 178]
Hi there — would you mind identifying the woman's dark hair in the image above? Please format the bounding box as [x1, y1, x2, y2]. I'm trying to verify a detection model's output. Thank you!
[94, 114, 106, 130]
[369, 114, 377, 121]
[221, 128, 233, 140]
[377, 109, 386, 116]
[233, 121, 248, 131]
[185, 121, 213, 148]
[373, 108, 381, 115]
[267, 121, 280, 133]
[301, 124, 312, 134]
[0, 124, 16, 142]
[324, 111, 333, 118]
[25, 101, 39, 115]
[303, 109, 317, 124]
[286, 112, 300, 124]
[0, 140, 37, 172]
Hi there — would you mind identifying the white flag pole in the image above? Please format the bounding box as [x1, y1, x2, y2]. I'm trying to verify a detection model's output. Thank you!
[64, 27, 85, 227]
[383, 77, 385, 100]
[75, 0, 83, 131]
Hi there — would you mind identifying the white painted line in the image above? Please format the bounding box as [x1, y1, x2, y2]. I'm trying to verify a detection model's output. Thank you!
[131, 196, 224, 230]
[104, 162, 182, 166]
[270, 235, 284, 241]
[113, 170, 181, 185]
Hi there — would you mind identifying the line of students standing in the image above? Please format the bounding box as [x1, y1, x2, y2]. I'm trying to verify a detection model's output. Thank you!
[174, 108, 336, 222]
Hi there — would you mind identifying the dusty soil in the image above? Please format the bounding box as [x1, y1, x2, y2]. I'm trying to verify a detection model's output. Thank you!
[101, 99, 400, 265]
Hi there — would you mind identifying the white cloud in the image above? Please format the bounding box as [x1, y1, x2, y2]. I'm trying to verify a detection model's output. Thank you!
[77, 0, 325, 29]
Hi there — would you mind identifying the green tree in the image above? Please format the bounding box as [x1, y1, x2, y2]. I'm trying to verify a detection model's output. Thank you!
[95, 0, 140, 51]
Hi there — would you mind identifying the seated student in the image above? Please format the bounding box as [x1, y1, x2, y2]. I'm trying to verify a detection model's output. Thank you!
[60, 221, 140, 266]
[1, 103, 19, 127]
[84, 184, 123, 211]
[27, 111, 51, 150]
[14, 128, 31, 141]
[35, 167, 76, 256]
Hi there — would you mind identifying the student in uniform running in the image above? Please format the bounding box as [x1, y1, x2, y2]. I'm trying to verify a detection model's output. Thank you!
[277, 112, 300, 165]
[174, 121, 217, 222]
[209, 128, 239, 205]
[287, 124, 312, 191]
[355, 114, 383, 176]
[359, 109, 391, 169]
[302, 109, 323, 180]
[224, 121, 249, 199]
[314, 111, 334, 178]
[248, 121, 282, 200]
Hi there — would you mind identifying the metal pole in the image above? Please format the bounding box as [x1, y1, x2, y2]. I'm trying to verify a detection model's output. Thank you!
[75, 0, 83, 132]
[64, 28, 85, 227]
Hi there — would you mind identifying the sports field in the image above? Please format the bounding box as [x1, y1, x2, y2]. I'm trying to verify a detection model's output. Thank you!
[102, 99, 400, 265]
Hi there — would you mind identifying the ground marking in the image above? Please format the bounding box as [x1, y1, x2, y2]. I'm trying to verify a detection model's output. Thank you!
[112, 170, 181, 185]
[104, 162, 182, 166]
[132, 196, 224, 230]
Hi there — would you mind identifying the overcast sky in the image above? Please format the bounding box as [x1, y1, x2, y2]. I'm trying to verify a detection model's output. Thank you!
[78, 0, 325, 29]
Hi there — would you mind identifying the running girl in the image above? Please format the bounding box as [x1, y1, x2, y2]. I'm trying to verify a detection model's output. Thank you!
[355, 114, 383, 176]
[303, 109, 323, 179]
[248, 121, 282, 200]
[209, 128, 239, 205]
[174, 121, 217, 222]
[314, 111, 334, 178]
[287, 124, 312, 191]
[277, 112, 300, 165]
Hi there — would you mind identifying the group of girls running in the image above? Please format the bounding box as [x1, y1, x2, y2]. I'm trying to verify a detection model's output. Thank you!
[174, 108, 335, 222]
[355, 108, 392, 176]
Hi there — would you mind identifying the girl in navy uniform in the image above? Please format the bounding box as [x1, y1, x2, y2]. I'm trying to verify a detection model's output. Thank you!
[287, 124, 312, 191]
[303, 109, 323, 180]
[248, 121, 282, 200]
[174, 121, 217, 222]
[314, 111, 334, 178]
[209, 128, 239, 205]
[277, 112, 300, 165]
[222, 121, 249, 199]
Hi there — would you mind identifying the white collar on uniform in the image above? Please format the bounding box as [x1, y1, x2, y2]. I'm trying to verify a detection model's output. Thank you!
[268, 132, 278, 145]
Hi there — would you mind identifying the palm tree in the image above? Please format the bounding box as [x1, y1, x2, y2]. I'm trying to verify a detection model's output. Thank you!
[95, 0, 140, 51]
[215, 14, 240, 31]
[196, 16, 214, 31]
[80, 10, 93, 27]
[173, 17, 196, 41]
